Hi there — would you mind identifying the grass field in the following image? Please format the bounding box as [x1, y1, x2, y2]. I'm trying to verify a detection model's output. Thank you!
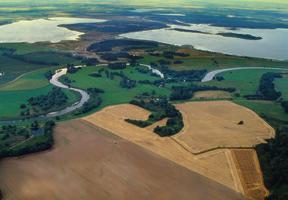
[0, 68, 52, 91]
[0, 67, 79, 119]
[65, 66, 171, 109]
[0, 43, 81, 84]
[235, 100, 288, 123]
[275, 75, 288, 100]
[0, 85, 79, 119]
[200, 69, 288, 96]
[0, 49, 51, 84]
[140, 48, 288, 71]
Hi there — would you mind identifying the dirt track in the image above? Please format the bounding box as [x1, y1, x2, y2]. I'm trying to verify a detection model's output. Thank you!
[0, 120, 245, 200]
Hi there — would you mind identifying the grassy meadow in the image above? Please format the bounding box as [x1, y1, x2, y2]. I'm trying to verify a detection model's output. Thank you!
[65, 65, 171, 109]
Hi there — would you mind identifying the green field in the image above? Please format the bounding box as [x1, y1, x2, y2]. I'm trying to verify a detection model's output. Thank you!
[235, 100, 288, 123]
[200, 69, 288, 96]
[0, 43, 81, 84]
[65, 66, 171, 109]
[140, 48, 288, 71]
[0, 68, 79, 119]
[275, 75, 288, 100]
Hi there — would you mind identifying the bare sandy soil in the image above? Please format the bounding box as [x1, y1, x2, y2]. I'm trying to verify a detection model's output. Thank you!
[175, 101, 274, 153]
[0, 120, 245, 200]
[232, 149, 268, 200]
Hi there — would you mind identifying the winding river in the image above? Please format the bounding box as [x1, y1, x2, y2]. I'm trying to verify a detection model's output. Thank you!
[47, 68, 90, 117]
[1, 65, 287, 124]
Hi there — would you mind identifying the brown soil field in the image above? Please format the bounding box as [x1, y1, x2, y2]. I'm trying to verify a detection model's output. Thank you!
[193, 90, 232, 99]
[231, 149, 268, 200]
[175, 101, 274, 153]
[0, 120, 245, 200]
[83, 104, 245, 193]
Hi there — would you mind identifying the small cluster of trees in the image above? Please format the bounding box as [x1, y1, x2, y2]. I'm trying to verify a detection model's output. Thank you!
[126, 96, 184, 137]
[256, 125, 288, 200]
[44, 70, 54, 80]
[149, 50, 189, 60]
[281, 101, 288, 113]
[119, 78, 136, 89]
[22, 87, 68, 116]
[107, 62, 127, 70]
[0, 121, 55, 158]
[258, 72, 282, 100]
[73, 88, 104, 116]
[67, 65, 80, 74]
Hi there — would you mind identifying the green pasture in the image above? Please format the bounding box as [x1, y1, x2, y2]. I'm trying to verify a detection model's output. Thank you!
[65, 65, 171, 109]
[200, 69, 288, 96]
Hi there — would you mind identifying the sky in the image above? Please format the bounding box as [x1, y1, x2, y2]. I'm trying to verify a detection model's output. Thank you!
[0, 0, 288, 11]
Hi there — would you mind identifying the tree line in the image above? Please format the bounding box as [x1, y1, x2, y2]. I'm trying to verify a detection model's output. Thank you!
[125, 95, 184, 137]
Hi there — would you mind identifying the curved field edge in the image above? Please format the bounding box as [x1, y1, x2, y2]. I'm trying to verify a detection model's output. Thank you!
[83, 101, 273, 197]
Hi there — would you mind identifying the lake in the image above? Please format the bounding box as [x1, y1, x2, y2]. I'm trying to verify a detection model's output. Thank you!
[120, 23, 288, 60]
[0, 17, 106, 43]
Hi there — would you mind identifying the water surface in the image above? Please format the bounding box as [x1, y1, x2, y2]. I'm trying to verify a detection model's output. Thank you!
[0, 17, 106, 43]
[121, 23, 288, 60]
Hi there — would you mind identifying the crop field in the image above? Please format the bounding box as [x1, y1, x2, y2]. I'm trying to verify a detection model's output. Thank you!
[232, 149, 268, 200]
[65, 66, 171, 109]
[83, 102, 272, 194]
[193, 90, 232, 100]
[174, 101, 274, 153]
[0, 120, 245, 200]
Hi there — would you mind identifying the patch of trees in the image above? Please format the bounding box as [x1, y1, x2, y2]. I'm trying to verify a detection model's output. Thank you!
[89, 72, 102, 78]
[100, 52, 130, 61]
[73, 88, 103, 115]
[81, 58, 99, 66]
[23, 87, 68, 115]
[281, 101, 288, 113]
[60, 76, 74, 85]
[151, 63, 207, 82]
[163, 51, 189, 59]
[174, 60, 184, 64]
[107, 62, 127, 70]
[68, 20, 166, 34]
[170, 85, 235, 101]
[3, 50, 79, 66]
[87, 39, 159, 53]
[67, 65, 80, 74]
[44, 70, 54, 80]
[258, 73, 282, 101]
[217, 32, 262, 40]
[120, 78, 136, 89]
[0, 121, 55, 158]
[126, 96, 184, 137]
[256, 125, 288, 200]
